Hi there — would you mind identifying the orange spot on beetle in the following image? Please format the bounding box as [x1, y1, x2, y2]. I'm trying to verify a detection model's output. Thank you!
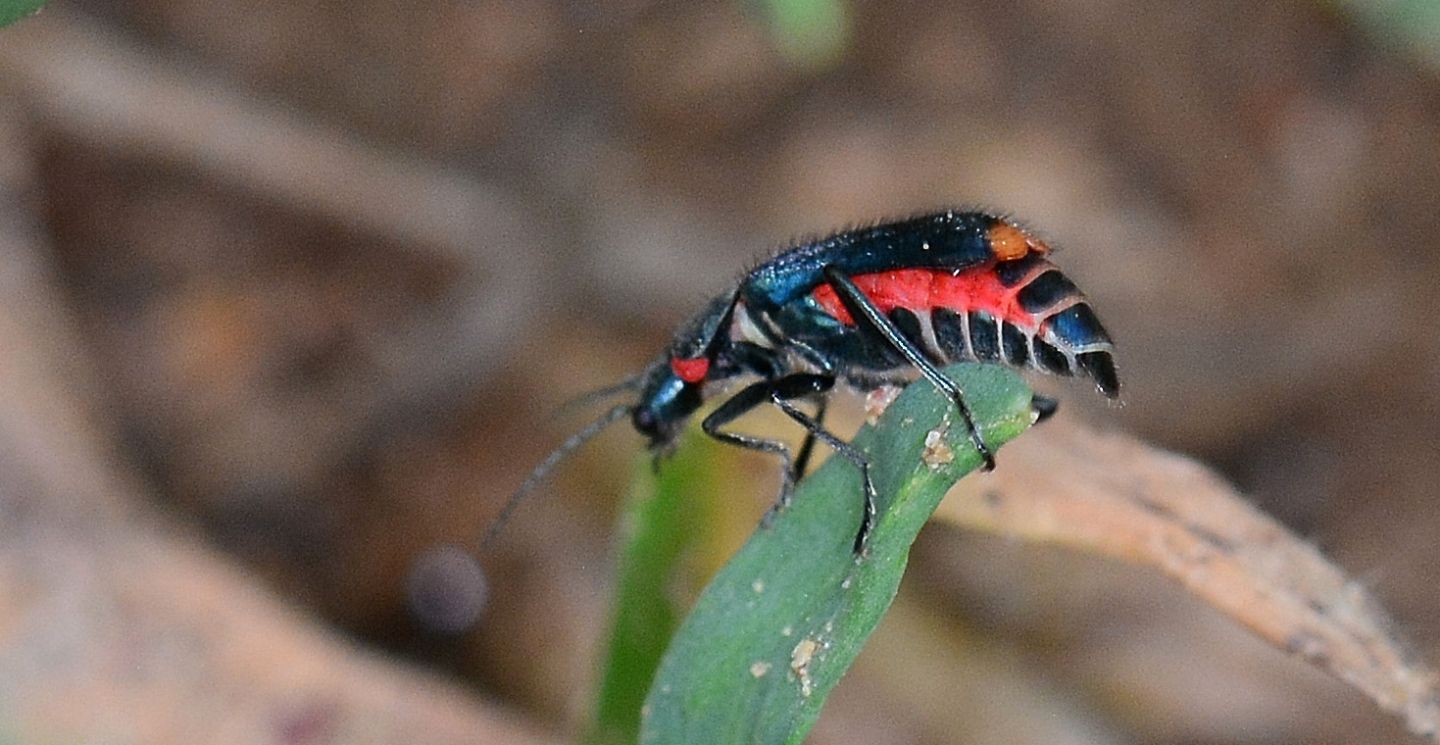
[987, 222, 1047, 261]
[670, 356, 710, 384]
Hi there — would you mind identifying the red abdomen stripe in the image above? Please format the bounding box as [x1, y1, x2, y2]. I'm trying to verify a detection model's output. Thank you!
[812, 265, 1041, 330]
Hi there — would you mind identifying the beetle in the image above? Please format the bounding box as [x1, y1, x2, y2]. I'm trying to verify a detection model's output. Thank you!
[492, 210, 1119, 554]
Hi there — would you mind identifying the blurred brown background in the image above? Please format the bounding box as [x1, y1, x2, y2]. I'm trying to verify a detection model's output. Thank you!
[2, 1, 1439, 743]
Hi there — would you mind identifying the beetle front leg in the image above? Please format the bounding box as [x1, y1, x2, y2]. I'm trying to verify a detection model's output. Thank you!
[701, 380, 800, 515]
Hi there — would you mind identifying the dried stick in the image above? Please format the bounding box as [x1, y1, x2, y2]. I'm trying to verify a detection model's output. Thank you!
[937, 416, 1440, 742]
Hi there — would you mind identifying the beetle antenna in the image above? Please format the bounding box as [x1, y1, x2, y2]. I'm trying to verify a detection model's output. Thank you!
[480, 402, 633, 551]
[554, 374, 644, 418]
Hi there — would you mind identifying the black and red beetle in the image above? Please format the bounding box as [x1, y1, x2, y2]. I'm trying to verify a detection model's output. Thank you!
[495, 210, 1119, 553]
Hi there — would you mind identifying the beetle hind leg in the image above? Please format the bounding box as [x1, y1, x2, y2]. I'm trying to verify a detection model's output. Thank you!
[821, 265, 997, 470]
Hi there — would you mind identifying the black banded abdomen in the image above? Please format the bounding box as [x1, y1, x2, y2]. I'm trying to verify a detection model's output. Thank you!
[926, 266, 1120, 398]
[757, 251, 1120, 398]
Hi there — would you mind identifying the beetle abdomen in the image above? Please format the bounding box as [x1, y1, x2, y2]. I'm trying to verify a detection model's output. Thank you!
[810, 259, 1119, 398]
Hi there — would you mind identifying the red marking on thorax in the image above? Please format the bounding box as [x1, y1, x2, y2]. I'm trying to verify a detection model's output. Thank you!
[670, 356, 710, 383]
[812, 266, 1038, 330]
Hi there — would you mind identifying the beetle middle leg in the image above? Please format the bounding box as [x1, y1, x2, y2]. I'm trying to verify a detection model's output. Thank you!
[768, 389, 877, 553]
[791, 394, 827, 479]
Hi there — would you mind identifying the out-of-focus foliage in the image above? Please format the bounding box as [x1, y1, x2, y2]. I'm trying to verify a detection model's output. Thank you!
[6, 1, 1440, 743]
[590, 435, 723, 745]
[1337, 0, 1440, 71]
[759, 0, 851, 69]
[0, 0, 44, 27]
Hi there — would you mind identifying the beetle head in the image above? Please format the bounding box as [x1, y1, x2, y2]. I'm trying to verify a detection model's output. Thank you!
[631, 293, 737, 449]
[631, 361, 703, 450]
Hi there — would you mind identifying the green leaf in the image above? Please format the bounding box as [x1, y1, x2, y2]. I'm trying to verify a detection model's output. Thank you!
[758, 0, 851, 69]
[639, 363, 1034, 744]
[589, 434, 724, 745]
[0, 0, 45, 28]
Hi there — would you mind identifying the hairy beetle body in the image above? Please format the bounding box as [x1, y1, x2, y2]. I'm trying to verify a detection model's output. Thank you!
[496, 210, 1120, 554]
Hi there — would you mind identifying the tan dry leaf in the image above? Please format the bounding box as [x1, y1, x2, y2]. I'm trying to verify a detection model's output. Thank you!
[936, 416, 1440, 742]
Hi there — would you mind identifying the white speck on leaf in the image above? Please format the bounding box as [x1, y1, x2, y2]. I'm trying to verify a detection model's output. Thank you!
[750, 661, 772, 678]
[791, 639, 819, 697]
[923, 427, 954, 470]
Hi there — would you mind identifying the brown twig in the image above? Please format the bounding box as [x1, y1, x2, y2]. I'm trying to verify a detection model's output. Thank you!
[937, 416, 1440, 742]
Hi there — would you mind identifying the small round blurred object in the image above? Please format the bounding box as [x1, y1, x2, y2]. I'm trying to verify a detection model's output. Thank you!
[406, 544, 489, 634]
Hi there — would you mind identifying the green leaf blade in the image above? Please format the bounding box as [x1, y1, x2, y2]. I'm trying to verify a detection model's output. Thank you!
[590, 437, 723, 745]
[0, 0, 44, 28]
[639, 363, 1035, 744]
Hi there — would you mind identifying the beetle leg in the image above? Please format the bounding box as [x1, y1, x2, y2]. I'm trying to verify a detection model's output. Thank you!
[821, 265, 997, 470]
[791, 394, 827, 480]
[767, 386, 877, 555]
[1031, 393, 1059, 422]
[701, 374, 838, 514]
[701, 379, 802, 516]
[702, 374, 877, 554]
